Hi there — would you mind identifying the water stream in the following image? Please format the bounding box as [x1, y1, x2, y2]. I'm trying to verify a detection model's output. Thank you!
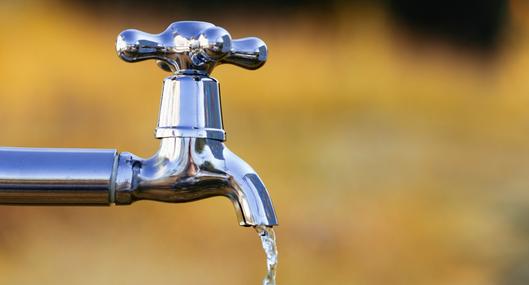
[255, 226, 278, 285]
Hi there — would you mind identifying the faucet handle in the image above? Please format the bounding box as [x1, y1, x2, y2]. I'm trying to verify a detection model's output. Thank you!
[116, 21, 267, 75]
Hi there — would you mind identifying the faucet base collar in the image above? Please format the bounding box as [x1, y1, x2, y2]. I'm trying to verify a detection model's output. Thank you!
[155, 127, 226, 141]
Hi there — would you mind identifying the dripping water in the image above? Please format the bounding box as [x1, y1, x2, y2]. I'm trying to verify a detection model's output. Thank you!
[255, 225, 278, 285]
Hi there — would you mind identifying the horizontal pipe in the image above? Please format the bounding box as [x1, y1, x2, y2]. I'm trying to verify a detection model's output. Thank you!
[0, 147, 117, 204]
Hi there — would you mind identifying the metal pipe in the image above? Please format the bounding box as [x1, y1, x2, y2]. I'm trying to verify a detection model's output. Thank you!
[0, 147, 117, 205]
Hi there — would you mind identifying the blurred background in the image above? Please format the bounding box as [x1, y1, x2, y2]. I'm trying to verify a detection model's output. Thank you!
[1, 0, 529, 284]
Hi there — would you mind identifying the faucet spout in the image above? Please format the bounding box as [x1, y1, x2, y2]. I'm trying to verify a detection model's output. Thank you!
[114, 137, 278, 227]
[223, 146, 278, 226]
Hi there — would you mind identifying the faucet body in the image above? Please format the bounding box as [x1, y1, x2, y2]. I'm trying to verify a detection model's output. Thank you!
[0, 21, 278, 226]
[115, 137, 277, 226]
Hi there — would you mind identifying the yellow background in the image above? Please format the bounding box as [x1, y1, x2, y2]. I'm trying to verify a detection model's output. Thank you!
[1, 1, 529, 284]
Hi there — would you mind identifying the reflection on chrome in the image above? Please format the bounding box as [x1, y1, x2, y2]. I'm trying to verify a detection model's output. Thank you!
[0, 21, 277, 227]
[116, 21, 267, 74]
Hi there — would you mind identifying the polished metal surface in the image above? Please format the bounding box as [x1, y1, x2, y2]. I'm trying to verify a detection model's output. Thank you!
[0, 147, 117, 204]
[114, 137, 277, 226]
[155, 74, 225, 140]
[116, 21, 267, 75]
[0, 21, 277, 227]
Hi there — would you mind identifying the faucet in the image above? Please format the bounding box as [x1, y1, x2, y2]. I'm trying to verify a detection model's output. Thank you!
[0, 21, 277, 227]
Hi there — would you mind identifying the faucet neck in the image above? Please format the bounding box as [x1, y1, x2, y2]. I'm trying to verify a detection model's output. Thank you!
[155, 74, 225, 141]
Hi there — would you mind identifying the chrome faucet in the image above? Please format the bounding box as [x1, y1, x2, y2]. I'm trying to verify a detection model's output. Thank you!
[0, 21, 277, 227]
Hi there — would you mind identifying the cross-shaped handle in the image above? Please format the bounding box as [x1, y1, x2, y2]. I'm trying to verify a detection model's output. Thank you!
[116, 21, 267, 75]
